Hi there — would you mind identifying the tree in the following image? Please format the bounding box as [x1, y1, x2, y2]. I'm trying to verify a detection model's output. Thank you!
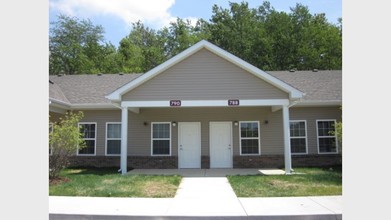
[49, 14, 109, 74]
[49, 111, 86, 179]
[118, 21, 166, 73]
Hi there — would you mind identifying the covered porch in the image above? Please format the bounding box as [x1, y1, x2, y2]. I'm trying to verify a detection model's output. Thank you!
[118, 99, 295, 175]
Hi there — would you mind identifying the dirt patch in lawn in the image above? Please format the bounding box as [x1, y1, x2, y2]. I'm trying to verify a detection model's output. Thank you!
[49, 177, 70, 185]
[142, 181, 176, 197]
[268, 179, 300, 189]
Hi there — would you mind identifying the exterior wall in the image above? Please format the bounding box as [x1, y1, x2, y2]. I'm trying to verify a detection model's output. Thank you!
[126, 107, 284, 157]
[289, 106, 342, 154]
[122, 49, 288, 101]
[49, 106, 342, 168]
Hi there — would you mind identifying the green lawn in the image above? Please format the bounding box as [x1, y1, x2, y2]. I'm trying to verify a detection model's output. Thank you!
[49, 168, 182, 198]
[228, 167, 342, 197]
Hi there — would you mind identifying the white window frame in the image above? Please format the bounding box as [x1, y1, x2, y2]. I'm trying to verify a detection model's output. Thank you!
[316, 119, 338, 154]
[49, 122, 53, 156]
[151, 122, 172, 156]
[289, 120, 308, 155]
[77, 122, 97, 156]
[239, 121, 261, 156]
[105, 122, 121, 156]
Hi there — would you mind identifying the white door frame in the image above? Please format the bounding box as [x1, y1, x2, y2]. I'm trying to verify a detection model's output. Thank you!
[178, 122, 201, 169]
[209, 121, 233, 168]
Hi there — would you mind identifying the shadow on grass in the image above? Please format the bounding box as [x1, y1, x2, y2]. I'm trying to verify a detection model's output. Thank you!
[65, 167, 134, 176]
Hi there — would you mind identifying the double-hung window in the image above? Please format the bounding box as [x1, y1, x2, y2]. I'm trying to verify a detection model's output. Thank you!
[151, 122, 171, 156]
[289, 120, 307, 154]
[316, 120, 338, 154]
[78, 122, 96, 155]
[240, 121, 260, 155]
[106, 122, 121, 155]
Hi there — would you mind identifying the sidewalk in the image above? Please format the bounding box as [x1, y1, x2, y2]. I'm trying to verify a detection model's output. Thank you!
[49, 173, 342, 219]
[49, 196, 342, 219]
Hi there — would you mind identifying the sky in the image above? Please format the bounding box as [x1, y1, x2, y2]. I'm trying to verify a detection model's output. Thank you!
[49, 0, 342, 47]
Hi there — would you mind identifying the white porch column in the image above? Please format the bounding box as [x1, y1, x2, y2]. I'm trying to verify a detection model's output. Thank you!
[282, 105, 292, 174]
[120, 107, 128, 175]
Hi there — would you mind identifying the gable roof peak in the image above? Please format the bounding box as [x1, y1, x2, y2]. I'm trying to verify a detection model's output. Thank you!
[106, 40, 304, 102]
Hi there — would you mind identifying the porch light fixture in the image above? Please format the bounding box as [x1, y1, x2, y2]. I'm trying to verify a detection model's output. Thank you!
[143, 122, 148, 126]
[233, 121, 238, 126]
[264, 120, 269, 125]
[172, 122, 177, 127]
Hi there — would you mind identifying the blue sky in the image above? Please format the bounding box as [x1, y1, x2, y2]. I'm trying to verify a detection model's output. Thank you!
[49, 0, 342, 47]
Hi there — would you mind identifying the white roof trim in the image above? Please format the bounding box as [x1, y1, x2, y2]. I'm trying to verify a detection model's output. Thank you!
[49, 98, 71, 108]
[106, 40, 304, 101]
[70, 103, 120, 110]
[293, 101, 342, 107]
[121, 99, 289, 108]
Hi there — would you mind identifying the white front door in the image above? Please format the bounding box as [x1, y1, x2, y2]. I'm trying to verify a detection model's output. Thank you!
[178, 122, 201, 168]
[210, 122, 232, 168]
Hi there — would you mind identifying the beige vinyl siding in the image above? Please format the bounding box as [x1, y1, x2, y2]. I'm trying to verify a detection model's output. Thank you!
[290, 107, 342, 154]
[123, 49, 288, 101]
[126, 107, 284, 156]
[62, 106, 341, 157]
[78, 110, 121, 156]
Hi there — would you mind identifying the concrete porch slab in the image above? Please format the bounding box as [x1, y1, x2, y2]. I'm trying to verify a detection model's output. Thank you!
[127, 168, 285, 177]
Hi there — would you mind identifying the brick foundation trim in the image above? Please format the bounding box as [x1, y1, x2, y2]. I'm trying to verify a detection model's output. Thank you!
[292, 154, 342, 167]
[201, 156, 210, 169]
[52, 154, 341, 169]
[63, 156, 178, 169]
[234, 154, 342, 168]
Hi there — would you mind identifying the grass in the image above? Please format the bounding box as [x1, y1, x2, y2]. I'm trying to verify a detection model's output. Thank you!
[49, 168, 182, 198]
[228, 166, 342, 197]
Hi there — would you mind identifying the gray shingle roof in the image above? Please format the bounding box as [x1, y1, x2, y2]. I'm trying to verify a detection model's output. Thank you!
[267, 70, 342, 103]
[49, 74, 142, 104]
[49, 80, 70, 104]
[49, 70, 341, 105]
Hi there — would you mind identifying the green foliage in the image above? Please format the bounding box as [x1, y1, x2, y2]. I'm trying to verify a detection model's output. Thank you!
[49, 14, 120, 74]
[208, 1, 342, 71]
[49, 1, 342, 74]
[49, 111, 86, 179]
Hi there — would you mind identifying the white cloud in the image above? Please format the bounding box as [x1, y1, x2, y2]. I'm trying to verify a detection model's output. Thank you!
[49, 0, 176, 27]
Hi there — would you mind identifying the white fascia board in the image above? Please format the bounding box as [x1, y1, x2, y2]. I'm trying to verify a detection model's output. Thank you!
[106, 40, 208, 101]
[70, 103, 120, 110]
[121, 99, 289, 108]
[49, 98, 71, 108]
[202, 41, 304, 99]
[293, 101, 342, 107]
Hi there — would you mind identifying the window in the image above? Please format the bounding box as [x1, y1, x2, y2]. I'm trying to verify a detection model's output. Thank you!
[151, 122, 171, 156]
[289, 120, 307, 154]
[49, 123, 53, 155]
[317, 120, 338, 154]
[240, 121, 260, 155]
[78, 122, 96, 155]
[106, 123, 121, 155]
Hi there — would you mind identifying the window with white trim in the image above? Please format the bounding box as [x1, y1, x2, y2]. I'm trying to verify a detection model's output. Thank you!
[317, 120, 338, 153]
[106, 123, 121, 155]
[289, 120, 307, 154]
[151, 122, 171, 156]
[78, 123, 96, 155]
[240, 121, 260, 155]
[49, 122, 53, 155]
